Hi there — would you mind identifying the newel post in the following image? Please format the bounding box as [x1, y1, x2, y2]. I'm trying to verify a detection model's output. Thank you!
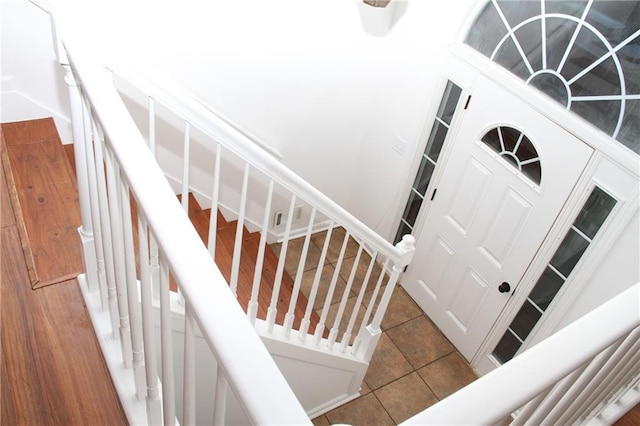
[356, 235, 416, 360]
[62, 63, 98, 291]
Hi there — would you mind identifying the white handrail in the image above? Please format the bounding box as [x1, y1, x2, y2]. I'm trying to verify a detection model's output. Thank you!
[56, 14, 310, 425]
[402, 283, 640, 425]
[106, 64, 414, 268]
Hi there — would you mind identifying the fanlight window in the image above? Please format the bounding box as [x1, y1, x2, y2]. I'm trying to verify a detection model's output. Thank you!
[465, 0, 640, 154]
[481, 126, 542, 185]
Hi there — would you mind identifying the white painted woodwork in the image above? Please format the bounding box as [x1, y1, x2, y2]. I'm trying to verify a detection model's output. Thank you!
[402, 283, 640, 426]
[403, 74, 594, 361]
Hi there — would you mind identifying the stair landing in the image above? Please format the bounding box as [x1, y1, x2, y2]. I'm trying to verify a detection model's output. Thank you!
[1, 119, 127, 425]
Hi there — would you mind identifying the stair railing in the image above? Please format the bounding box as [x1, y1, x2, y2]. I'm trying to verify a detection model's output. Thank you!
[55, 13, 310, 426]
[402, 283, 640, 425]
[99, 47, 416, 361]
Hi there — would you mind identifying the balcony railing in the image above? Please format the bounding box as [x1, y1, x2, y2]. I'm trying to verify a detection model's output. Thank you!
[52, 5, 415, 424]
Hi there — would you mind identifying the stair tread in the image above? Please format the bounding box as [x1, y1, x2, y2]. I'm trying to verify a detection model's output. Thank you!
[174, 195, 321, 333]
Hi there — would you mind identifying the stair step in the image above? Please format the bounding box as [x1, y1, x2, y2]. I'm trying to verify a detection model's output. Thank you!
[177, 194, 321, 334]
[64, 139, 321, 336]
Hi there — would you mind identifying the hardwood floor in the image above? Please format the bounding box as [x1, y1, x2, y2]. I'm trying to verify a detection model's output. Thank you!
[1, 122, 127, 425]
[3, 118, 82, 288]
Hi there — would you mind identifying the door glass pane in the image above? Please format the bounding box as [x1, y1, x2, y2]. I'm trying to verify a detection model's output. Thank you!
[394, 221, 413, 245]
[545, 18, 581, 71]
[494, 37, 531, 80]
[618, 99, 640, 154]
[496, 0, 541, 27]
[573, 186, 617, 239]
[521, 160, 542, 184]
[413, 156, 436, 196]
[493, 330, 522, 364]
[438, 84, 463, 125]
[500, 126, 520, 152]
[510, 301, 543, 341]
[550, 229, 590, 277]
[529, 267, 565, 311]
[571, 58, 621, 97]
[586, 1, 640, 46]
[402, 191, 423, 227]
[465, 2, 507, 57]
[515, 21, 544, 72]
[546, 0, 590, 18]
[571, 100, 620, 136]
[563, 27, 609, 82]
[426, 122, 449, 163]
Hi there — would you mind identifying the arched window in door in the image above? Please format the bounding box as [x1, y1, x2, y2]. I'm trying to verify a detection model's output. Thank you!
[465, 0, 640, 154]
[481, 126, 542, 185]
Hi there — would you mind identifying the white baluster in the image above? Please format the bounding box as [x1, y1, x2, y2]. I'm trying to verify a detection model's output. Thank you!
[351, 259, 388, 355]
[340, 251, 377, 353]
[159, 256, 176, 425]
[314, 230, 350, 347]
[120, 180, 146, 397]
[527, 362, 590, 424]
[248, 179, 274, 325]
[230, 163, 250, 297]
[207, 143, 222, 260]
[368, 235, 415, 335]
[148, 97, 156, 154]
[283, 208, 316, 337]
[147, 98, 160, 297]
[299, 223, 334, 343]
[63, 65, 97, 290]
[267, 194, 297, 332]
[183, 304, 196, 426]
[555, 327, 640, 425]
[84, 117, 107, 307]
[91, 115, 119, 334]
[137, 213, 161, 424]
[181, 121, 191, 213]
[527, 339, 622, 426]
[576, 335, 640, 423]
[105, 150, 132, 366]
[328, 244, 362, 349]
[213, 365, 227, 426]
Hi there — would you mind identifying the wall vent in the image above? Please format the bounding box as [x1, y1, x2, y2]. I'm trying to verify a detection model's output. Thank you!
[273, 206, 303, 228]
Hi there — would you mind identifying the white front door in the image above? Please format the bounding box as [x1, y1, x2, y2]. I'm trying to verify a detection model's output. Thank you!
[402, 75, 593, 362]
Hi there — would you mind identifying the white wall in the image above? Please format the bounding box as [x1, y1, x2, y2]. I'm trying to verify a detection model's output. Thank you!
[1, 0, 72, 142]
[46, 0, 479, 239]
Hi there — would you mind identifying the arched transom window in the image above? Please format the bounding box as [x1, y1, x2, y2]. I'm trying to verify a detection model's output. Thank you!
[465, 0, 640, 154]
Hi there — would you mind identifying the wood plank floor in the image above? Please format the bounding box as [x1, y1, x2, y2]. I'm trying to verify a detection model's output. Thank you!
[1, 125, 127, 425]
[3, 118, 82, 288]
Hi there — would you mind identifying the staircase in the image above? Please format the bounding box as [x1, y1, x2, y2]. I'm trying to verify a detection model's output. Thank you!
[51, 15, 419, 422]
[175, 192, 324, 334]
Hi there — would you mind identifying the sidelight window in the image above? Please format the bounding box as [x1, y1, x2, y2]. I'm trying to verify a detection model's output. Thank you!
[394, 81, 463, 244]
[492, 186, 617, 363]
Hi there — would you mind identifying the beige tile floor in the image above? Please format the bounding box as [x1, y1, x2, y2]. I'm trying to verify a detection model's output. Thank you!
[271, 228, 479, 425]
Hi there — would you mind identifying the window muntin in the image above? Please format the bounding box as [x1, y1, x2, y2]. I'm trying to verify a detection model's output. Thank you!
[465, 0, 640, 155]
